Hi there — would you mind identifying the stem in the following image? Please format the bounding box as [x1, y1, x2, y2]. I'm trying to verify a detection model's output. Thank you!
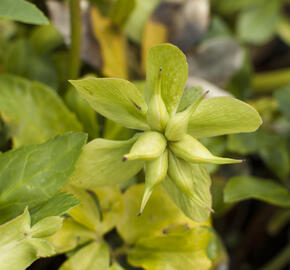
[252, 68, 290, 93]
[69, 0, 82, 79]
[261, 243, 290, 270]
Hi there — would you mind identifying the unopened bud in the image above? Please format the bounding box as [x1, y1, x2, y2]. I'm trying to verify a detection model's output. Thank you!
[139, 149, 168, 214]
[146, 68, 169, 131]
[165, 91, 208, 141]
[169, 134, 242, 164]
[124, 131, 166, 161]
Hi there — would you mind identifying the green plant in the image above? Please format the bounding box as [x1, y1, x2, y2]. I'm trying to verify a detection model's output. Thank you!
[69, 44, 262, 222]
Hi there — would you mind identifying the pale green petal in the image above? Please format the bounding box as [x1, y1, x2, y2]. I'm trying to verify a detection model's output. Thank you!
[70, 78, 150, 130]
[162, 173, 211, 222]
[59, 241, 110, 270]
[70, 135, 144, 188]
[145, 44, 188, 115]
[188, 97, 262, 138]
[170, 135, 241, 164]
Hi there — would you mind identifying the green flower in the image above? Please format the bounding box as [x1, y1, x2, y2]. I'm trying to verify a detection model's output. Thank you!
[69, 44, 262, 222]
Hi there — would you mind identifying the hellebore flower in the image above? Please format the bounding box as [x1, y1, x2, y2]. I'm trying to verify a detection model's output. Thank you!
[69, 44, 262, 222]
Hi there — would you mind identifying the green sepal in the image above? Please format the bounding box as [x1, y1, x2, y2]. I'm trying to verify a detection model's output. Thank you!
[188, 97, 263, 139]
[124, 131, 167, 161]
[70, 135, 144, 188]
[140, 149, 168, 214]
[70, 77, 150, 131]
[168, 152, 213, 211]
[170, 134, 242, 164]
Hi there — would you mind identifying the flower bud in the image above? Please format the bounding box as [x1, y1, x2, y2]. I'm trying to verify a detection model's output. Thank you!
[165, 91, 207, 141]
[146, 68, 169, 131]
[140, 149, 168, 214]
[169, 134, 242, 164]
[168, 152, 213, 211]
[123, 131, 166, 161]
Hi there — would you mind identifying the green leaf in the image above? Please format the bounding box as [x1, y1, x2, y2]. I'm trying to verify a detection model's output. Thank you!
[0, 132, 87, 224]
[65, 86, 99, 140]
[103, 119, 133, 140]
[29, 24, 64, 55]
[188, 97, 262, 139]
[59, 241, 110, 270]
[31, 192, 79, 225]
[0, 209, 61, 270]
[70, 135, 144, 188]
[70, 77, 149, 130]
[124, 0, 161, 43]
[0, 74, 82, 147]
[117, 184, 206, 244]
[145, 44, 188, 115]
[162, 173, 211, 222]
[128, 227, 212, 270]
[46, 218, 96, 254]
[2, 39, 58, 89]
[237, 0, 281, 44]
[224, 176, 290, 207]
[109, 263, 125, 270]
[0, 0, 49, 25]
[274, 85, 290, 120]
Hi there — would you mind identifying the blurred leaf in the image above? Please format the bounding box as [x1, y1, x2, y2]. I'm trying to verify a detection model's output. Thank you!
[0, 74, 82, 147]
[188, 97, 262, 139]
[0, 132, 87, 224]
[145, 44, 188, 115]
[128, 227, 212, 270]
[91, 186, 124, 234]
[237, 0, 281, 44]
[0, 209, 61, 270]
[2, 38, 58, 88]
[110, 0, 135, 26]
[0, 0, 49, 25]
[267, 209, 290, 236]
[117, 184, 209, 244]
[124, 0, 161, 43]
[70, 77, 149, 130]
[141, 19, 168, 72]
[70, 135, 144, 188]
[59, 241, 110, 270]
[63, 185, 101, 232]
[29, 24, 64, 55]
[90, 7, 128, 79]
[203, 16, 231, 42]
[103, 119, 133, 140]
[31, 192, 79, 225]
[224, 176, 290, 207]
[274, 84, 290, 120]
[227, 133, 258, 155]
[65, 86, 99, 140]
[211, 177, 230, 214]
[109, 263, 125, 270]
[277, 17, 290, 45]
[162, 173, 211, 222]
[47, 218, 96, 254]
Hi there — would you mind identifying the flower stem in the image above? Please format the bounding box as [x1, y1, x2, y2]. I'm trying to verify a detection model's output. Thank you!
[261, 242, 290, 270]
[69, 0, 82, 79]
[252, 68, 290, 93]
